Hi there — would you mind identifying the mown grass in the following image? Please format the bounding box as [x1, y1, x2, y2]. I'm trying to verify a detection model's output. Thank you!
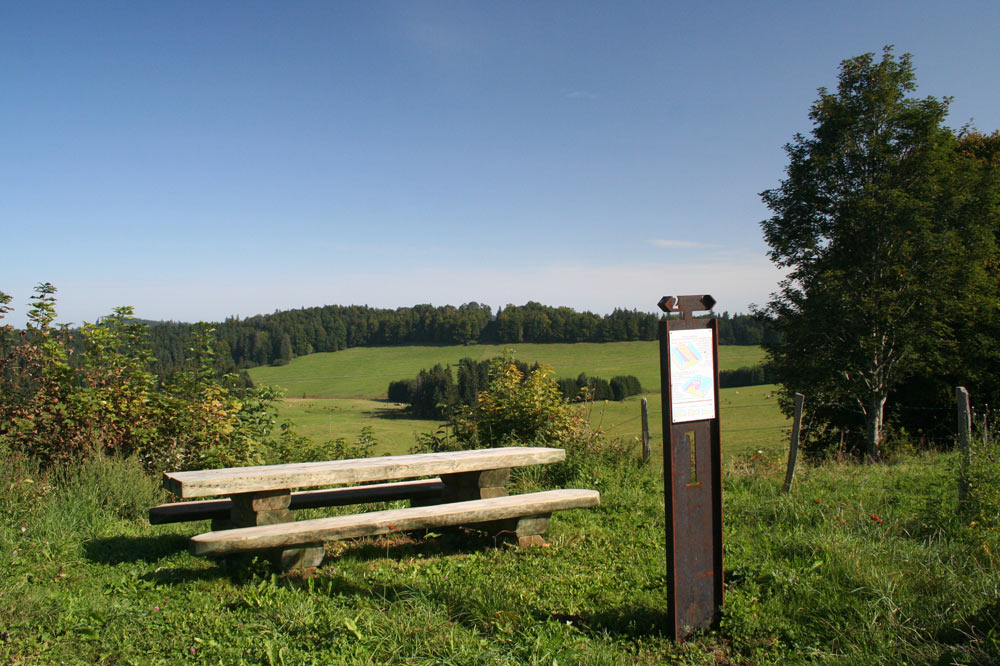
[275, 385, 788, 458]
[258, 344, 781, 457]
[248, 342, 766, 400]
[2, 445, 996, 664]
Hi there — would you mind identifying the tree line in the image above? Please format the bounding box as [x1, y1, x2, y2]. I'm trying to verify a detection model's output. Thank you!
[388, 356, 644, 419]
[140, 302, 774, 376]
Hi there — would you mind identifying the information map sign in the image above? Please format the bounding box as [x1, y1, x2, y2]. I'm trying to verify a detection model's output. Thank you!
[668, 328, 716, 423]
[657, 294, 723, 642]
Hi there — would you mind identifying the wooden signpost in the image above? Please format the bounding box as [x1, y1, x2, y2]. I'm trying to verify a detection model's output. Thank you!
[657, 294, 724, 641]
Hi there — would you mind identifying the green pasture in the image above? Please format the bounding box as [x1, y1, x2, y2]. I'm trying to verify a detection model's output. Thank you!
[249, 342, 765, 400]
[278, 398, 439, 456]
[258, 343, 782, 457]
[274, 384, 789, 458]
[590, 384, 790, 457]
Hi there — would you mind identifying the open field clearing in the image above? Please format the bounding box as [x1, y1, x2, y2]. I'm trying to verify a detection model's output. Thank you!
[275, 384, 789, 458]
[249, 342, 766, 400]
[257, 342, 782, 457]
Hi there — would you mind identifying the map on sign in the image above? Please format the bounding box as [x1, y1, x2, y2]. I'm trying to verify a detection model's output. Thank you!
[669, 328, 716, 423]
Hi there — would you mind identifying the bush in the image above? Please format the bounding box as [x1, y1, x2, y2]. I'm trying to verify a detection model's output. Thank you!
[414, 353, 588, 452]
[387, 379, 413, 403]
[719, 364, 775, 388]
[610, 375, 642, 401]
[0, 285, 294, 473]
[961, 434, 1000, 528]
[557, 373, 641, 402]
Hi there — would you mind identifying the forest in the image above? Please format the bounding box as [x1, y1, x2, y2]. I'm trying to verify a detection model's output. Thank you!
[140, 301, 775, 377]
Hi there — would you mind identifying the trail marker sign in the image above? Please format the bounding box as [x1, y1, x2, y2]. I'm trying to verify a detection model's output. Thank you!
[657, 294, 723, 641]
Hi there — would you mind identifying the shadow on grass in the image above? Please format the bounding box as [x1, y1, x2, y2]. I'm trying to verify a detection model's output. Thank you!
[331, 528, 507, 563]
[319, 531, 671, 642]
[569, 605, 670, 639]
[84, 534, 189, 565]
[366, 401, 434, 422]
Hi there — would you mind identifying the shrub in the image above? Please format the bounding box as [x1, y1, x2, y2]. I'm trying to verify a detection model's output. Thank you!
[387, 379, 413, 403]
[719, 364, 775, 388]
[1, 285, 293, 473]
[961, 433, 1000, 528]
[557, 373, 641, 402]
[414, 353, 588, 452]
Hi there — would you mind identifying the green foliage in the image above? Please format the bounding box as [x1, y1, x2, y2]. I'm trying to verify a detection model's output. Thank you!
[556, 372, 642, 401]
[414, 353, 588, 452]
[961, 430, 1000, 530]
[266, 423, 379, 465]
[719, 364, 775, 388]
[145, 300, 776, 375]
[759, 48, 1000, 458]
[0, 286, 300, 473]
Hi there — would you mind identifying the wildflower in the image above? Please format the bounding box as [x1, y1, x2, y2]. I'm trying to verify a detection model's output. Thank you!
[153, 606, 160, 612]
[870, 513, 883, 524]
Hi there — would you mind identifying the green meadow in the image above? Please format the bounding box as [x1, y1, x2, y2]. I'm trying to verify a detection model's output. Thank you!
[249, 343, 786, 457]
[250, 342, 766, 400]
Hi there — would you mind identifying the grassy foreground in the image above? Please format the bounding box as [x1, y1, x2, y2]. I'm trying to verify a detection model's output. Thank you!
[2, 446, 997, 664]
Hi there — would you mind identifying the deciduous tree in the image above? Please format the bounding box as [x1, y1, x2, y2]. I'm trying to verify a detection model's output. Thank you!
[759, 48, 996, 459]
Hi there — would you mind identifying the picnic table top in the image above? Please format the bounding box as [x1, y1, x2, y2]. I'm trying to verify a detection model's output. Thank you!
[162, 446, 566, 498]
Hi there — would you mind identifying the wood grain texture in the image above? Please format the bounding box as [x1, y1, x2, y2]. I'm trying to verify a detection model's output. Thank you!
[190, 489, 599, 556]
[149, 479, 447, 525]
[163, 447, 565, 498]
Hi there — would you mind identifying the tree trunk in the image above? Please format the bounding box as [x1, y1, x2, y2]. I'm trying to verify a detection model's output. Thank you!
[864, 394, 886, 463]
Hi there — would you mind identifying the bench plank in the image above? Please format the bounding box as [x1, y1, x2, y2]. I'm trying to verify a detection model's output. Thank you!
[190, 489, 599, 556]
[164, 447, 565, 498]
[149, 479, 447, 525]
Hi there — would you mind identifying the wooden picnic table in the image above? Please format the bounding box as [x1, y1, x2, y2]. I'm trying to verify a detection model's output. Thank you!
[162, 446, 566, 498]
[155, 446, 599, 572]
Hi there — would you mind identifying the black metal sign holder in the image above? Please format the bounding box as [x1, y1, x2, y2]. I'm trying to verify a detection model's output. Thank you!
[657, 294, 723, 641]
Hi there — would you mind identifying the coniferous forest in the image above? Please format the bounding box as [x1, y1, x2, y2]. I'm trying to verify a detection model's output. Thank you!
[139, 301, 775, 377]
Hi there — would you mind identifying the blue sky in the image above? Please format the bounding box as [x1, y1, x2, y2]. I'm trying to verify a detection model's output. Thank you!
[3, 1, 999, 327]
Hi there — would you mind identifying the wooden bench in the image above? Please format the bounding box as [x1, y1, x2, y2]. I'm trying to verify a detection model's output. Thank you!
[190, 489, 600, 556]
[149, 478, 447, 525]
[153, 447, 599, 571]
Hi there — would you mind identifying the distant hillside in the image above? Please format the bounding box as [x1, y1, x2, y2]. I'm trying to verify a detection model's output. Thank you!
[247, 341, 767, 400]
[144, 301, 777, 377]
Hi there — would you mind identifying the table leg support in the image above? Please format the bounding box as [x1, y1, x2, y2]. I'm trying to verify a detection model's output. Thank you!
[480, 513, 552, 547]
[441, 468, 511, 501]
[227, 489, 324, 572]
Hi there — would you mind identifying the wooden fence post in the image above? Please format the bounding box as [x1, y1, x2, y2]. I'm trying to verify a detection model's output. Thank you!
[957, 386, 971, 506]
[641, 398, 651, 462]
[781, 393, 805, 493]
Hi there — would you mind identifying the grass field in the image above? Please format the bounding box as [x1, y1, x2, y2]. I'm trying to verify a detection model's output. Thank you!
[252, 343, 786, 458]
[249, 342, 766, 400]
[3, 444, 997, 664]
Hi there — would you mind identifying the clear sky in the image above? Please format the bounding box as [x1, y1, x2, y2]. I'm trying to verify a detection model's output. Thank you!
[3, 1, 999, 327]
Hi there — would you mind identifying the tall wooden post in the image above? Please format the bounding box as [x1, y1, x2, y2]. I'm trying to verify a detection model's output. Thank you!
[641, 398, 651, 462]
[781, 393, 805, 493]
[957, 386, 971, 506]
[657, 295, 723, 641]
